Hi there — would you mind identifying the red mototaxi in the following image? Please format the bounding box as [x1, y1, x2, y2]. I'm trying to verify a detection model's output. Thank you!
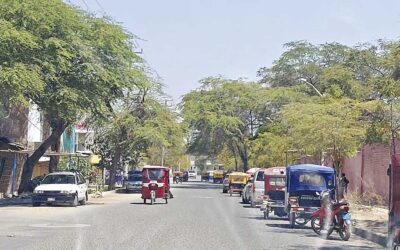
[261, 167, 287, 219]
[141, 166, 170, 204]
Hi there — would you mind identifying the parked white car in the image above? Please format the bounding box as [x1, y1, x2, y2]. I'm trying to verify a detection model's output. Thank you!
[242, 182, 253, 204]
[188, 170, 197, 179]
[249, 169, 265, 207]
[32, 171, 88, 207]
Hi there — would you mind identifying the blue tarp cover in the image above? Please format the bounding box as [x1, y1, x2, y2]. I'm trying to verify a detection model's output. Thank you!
[286, 164, 336, 193]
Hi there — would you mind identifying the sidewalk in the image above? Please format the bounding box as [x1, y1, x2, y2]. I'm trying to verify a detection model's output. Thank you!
[0, 189, 119, 206]
[352, 203, 388, 247]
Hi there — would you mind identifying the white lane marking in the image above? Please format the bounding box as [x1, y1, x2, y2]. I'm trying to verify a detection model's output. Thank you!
[29, 223, 91, 228]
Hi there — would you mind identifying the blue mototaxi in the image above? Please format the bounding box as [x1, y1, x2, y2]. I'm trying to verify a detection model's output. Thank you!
[285, 164, 336, 228]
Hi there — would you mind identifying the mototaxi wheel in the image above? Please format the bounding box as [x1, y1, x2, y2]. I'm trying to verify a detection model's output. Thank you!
[165, 198, 168, 204]
[143, 199, 146, 204]
[339, 223, 351, 241]
[311, 216, 322, 235]
[289, 212, 296, 228]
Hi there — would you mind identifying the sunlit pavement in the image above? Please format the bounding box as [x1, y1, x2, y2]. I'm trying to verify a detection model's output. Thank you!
[0, 180, 383, 250]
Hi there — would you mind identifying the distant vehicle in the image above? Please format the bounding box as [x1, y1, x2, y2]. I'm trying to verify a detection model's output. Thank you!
[249, 169, 265, 207]
[141, 166, 170, 205]
[32, 171, 88, 207]
[183, 171, 189, 182]
[188, 170, 197, 179]
[228, 172, 249, 196]
[242, 182, 252, 204]
[222, 177, 230, 193]
[213, 170, 224, 183]
[125, 170, 142, 192]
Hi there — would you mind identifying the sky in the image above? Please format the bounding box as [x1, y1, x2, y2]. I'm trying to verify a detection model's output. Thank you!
[68, 0, 400, 103]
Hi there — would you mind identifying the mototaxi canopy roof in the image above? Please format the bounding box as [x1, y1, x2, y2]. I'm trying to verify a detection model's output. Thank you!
[286, 164, 336, 193]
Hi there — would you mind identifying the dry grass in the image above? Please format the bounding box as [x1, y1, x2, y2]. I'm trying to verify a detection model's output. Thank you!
[346, 190, 385, 207]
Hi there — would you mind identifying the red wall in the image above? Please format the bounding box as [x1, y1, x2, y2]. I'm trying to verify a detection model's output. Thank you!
[342, 144, 391, 204]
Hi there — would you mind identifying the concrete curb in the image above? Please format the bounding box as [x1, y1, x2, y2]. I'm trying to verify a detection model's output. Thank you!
[352, 225, 387, 247]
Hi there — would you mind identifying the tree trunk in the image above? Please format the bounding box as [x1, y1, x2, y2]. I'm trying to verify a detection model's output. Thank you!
[48, 136, 61, 173]
[18, 121, 66, 193]
[236, 143, 249, 172]
[108, 144, 121, 191]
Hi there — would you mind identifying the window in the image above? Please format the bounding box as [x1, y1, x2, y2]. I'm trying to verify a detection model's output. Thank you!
[42, 175, 76, 184]
[77, 174, 85, 184]
[128, 175, 142, 181]
[256, 171, 264, 181]
[145, 169, 165, 180]
[298, 173, 326, 186]
[269, 177, 286, 186]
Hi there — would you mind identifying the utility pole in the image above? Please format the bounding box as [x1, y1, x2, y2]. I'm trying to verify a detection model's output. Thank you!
[161, 146, 164, 167]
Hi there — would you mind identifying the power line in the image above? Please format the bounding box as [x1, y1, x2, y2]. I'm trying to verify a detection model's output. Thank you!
[80, 0, 90, 11]
[94, 0, 106, 14]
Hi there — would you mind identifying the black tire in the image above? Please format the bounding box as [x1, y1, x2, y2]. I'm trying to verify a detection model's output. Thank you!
[339, 224, 351, 241]
[165, 198, 168, 204]
[311, 217, 322, 235]
[80, 192, 88, 205]
[32, 202, 41, 207]
[71, 194, 78, 207]
[143, 199, 146, 204]
[289, 212, 296, 228]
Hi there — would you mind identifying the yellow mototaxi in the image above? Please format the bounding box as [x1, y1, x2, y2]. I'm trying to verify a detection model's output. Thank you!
[213, 170, 224, 184]
[229, 172, 249, 196]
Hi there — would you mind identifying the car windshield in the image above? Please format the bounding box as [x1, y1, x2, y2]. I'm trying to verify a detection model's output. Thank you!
[41, 175, 76, 185]
[128, 175, 142, 182]
[298, 173, 326, 186]
[145, 169, 165, 180]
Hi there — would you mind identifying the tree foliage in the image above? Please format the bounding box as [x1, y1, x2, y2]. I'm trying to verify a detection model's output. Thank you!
[0, 0, 142, 192]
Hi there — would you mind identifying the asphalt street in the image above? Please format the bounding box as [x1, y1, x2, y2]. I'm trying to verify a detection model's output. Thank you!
[0, 180, 383, 250]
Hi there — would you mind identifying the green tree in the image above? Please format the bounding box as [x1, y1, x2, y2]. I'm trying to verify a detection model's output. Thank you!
[181, 77, 274, 171]
[278, 98, 377, 170]
[0, 0, 141, 192]
[92, 81, 185, 190]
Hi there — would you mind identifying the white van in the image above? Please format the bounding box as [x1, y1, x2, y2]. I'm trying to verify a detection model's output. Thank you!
[188, 170, 197, 179]
[249, 169, 265, 207]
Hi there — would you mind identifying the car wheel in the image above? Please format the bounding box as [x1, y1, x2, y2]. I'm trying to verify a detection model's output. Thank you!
[71, 193, 78, 207]
[32, 202, 41, 207]
[80, 192, 88, 205]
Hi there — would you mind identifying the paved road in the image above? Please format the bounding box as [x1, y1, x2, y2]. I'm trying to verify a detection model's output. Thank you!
[0, 181, 383, 250]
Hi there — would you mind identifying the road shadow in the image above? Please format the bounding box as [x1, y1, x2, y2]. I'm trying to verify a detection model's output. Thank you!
[240, 215, 265, 221]
[130, 202, 168, 206]
[0, 203, 32, 207]
[287, 243, 379, 250]
[172, 183, 221, 190]
[266, 222, 311, 231]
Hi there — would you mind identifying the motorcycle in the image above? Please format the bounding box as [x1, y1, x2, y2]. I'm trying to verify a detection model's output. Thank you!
[310, 189, 352, 241]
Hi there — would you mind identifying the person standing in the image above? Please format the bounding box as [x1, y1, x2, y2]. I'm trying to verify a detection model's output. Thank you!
[340, 173, 350, 196]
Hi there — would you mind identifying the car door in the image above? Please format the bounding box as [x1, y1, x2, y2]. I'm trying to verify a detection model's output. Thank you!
[254, 170, 265, 200]
[77, 174, 86, 200]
